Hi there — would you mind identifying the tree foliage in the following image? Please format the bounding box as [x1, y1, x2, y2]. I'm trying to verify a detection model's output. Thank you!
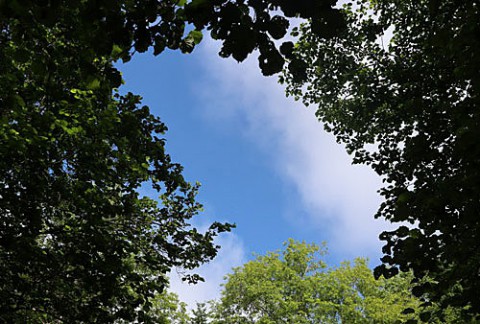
[0, 0, 345, 77]
[0, 24, 231, 322]
[283, 0, 480, 317]
[191, 302, 210, 324]
[143, 289, 190, 324]
[209, 239, 422, 323]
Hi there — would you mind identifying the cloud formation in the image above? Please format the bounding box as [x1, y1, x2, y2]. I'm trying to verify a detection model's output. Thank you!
[168, 35, 396, 309]
[194, 39, 394, 259]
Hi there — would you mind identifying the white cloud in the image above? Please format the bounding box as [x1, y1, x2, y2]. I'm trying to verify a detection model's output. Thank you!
[193, 39, 395, 259]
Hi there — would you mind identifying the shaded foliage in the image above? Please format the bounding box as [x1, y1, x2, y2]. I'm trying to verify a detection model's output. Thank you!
[283, 0, 480, 318]
[0, 0, 345, 76]
[0, 24, 232, 322]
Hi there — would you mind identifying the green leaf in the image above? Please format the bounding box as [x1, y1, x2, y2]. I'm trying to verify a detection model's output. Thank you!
[86, 78, 101, 90]
[188, 29, 203, 44]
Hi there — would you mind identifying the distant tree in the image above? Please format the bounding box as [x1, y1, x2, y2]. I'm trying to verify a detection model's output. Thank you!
[282, 0, 480, 318]
[145, 289, 190, 324]
[210, 239, 421, 323]
[191, 302, 210, 324]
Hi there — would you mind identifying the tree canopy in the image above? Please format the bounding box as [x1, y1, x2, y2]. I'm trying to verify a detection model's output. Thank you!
[0, 0, 345, 76]
[152, 240, 471, 323]
[143, 289, 190, 324]
[0, 0, 345, 321]
[191, 302, 210, 324]
[283, 0, 480, 318]
[209, 239, 422, 323]
[0, 26, 232, 321]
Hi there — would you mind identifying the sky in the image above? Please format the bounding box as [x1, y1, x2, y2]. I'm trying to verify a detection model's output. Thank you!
[119, 36, 395, 308]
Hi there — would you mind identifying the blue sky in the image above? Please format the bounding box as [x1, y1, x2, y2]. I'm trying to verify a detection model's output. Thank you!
[119, 38, 394, 307]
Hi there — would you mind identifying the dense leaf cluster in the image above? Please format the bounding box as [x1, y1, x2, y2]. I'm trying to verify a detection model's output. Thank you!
[210, 240, 423, 323]
[1, 3, 178, 324]
[0, 0, 345, 76]
[0, 13, 232, 323]
[283, 0, 480, 318]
